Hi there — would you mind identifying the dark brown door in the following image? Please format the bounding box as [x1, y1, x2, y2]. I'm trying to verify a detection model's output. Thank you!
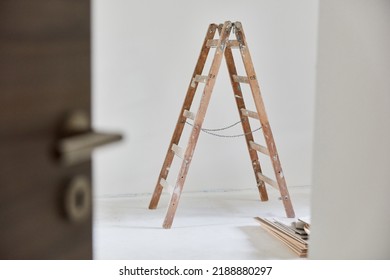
[0, 0, 118, 259]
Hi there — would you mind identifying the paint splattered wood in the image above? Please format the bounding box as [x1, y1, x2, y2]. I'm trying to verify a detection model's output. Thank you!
[148, 24, 218, 210]
[150, 21, 296, 228]
[224, 45, 268, 202]
[234, 21, 295, 218]
[163, 21, 233, 229]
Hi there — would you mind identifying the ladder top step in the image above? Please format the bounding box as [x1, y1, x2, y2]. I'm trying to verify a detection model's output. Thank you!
[206, 39, 240, 48]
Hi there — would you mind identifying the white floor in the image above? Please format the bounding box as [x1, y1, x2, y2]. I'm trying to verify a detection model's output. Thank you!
[93, 186, 310, 259]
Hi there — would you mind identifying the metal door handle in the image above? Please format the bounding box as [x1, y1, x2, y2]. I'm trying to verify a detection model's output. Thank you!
[59, 131, 122, 165]
[57, 110, 122, 165]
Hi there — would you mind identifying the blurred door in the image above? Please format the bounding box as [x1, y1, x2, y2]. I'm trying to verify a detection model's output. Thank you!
[0, 0, 120, 259]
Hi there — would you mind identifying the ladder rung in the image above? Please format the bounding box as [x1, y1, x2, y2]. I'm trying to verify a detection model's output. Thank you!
[228, 40, 240, 48]
[191, 75, 208, 88]
[183, 110, 195, 120]
[206, 39, 240, 48]
[206, 39, 219, 48]
[159, 178, 173, 194]
[257, 172, 279, 190]
[241, 108, 259, 120]
[233, 75, 249, 84]
[249, 141, 269, 155]
[171, 144, 185, 159]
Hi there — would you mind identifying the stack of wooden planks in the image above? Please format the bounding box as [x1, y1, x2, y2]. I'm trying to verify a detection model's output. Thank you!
[255, 217, 311, 257]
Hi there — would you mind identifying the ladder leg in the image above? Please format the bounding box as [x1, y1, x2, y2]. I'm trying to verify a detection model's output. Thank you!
[149, 24, 218, 209]
[163, 21, 234, 228]
[234, 22, 295, 218]
[224, 46, 269, 201]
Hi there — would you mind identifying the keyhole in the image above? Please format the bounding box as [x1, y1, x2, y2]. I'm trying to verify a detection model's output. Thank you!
[75, 190, 85, 209]
[64, 176, 91, 223]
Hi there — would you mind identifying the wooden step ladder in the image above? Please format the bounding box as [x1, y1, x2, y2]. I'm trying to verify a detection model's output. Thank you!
[149, 21, 295, 229]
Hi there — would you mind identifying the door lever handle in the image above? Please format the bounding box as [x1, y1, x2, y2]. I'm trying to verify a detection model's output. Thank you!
[57, 110, 122, 165]
[59, 131, 122, 165]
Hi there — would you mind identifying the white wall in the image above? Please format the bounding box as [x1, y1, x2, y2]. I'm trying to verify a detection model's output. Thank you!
[310, 0, 390, 259]
[92, 0, 318, 196]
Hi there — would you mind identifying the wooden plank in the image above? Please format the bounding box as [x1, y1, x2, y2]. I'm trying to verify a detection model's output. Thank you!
[159, 178, 173, 194]
[183, 110, 195, 120]
[240, 108, 259, 120]
[149, 23, 218, 210]
[224, 43, 268, 201]
[257, 172, 279, 189]
[249, 141, 269, 156]
[171, 144, 184, 159]
[228, 40, 240, 48]
[206, 39, 219, 48]
[263, 227, 308, 257]
[234, 21, 295, 218]
[233, 75, 249, 84]
[163, 21, 234, 229]
[190, 75, 208, 87]
[255, 217, 308, 246]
